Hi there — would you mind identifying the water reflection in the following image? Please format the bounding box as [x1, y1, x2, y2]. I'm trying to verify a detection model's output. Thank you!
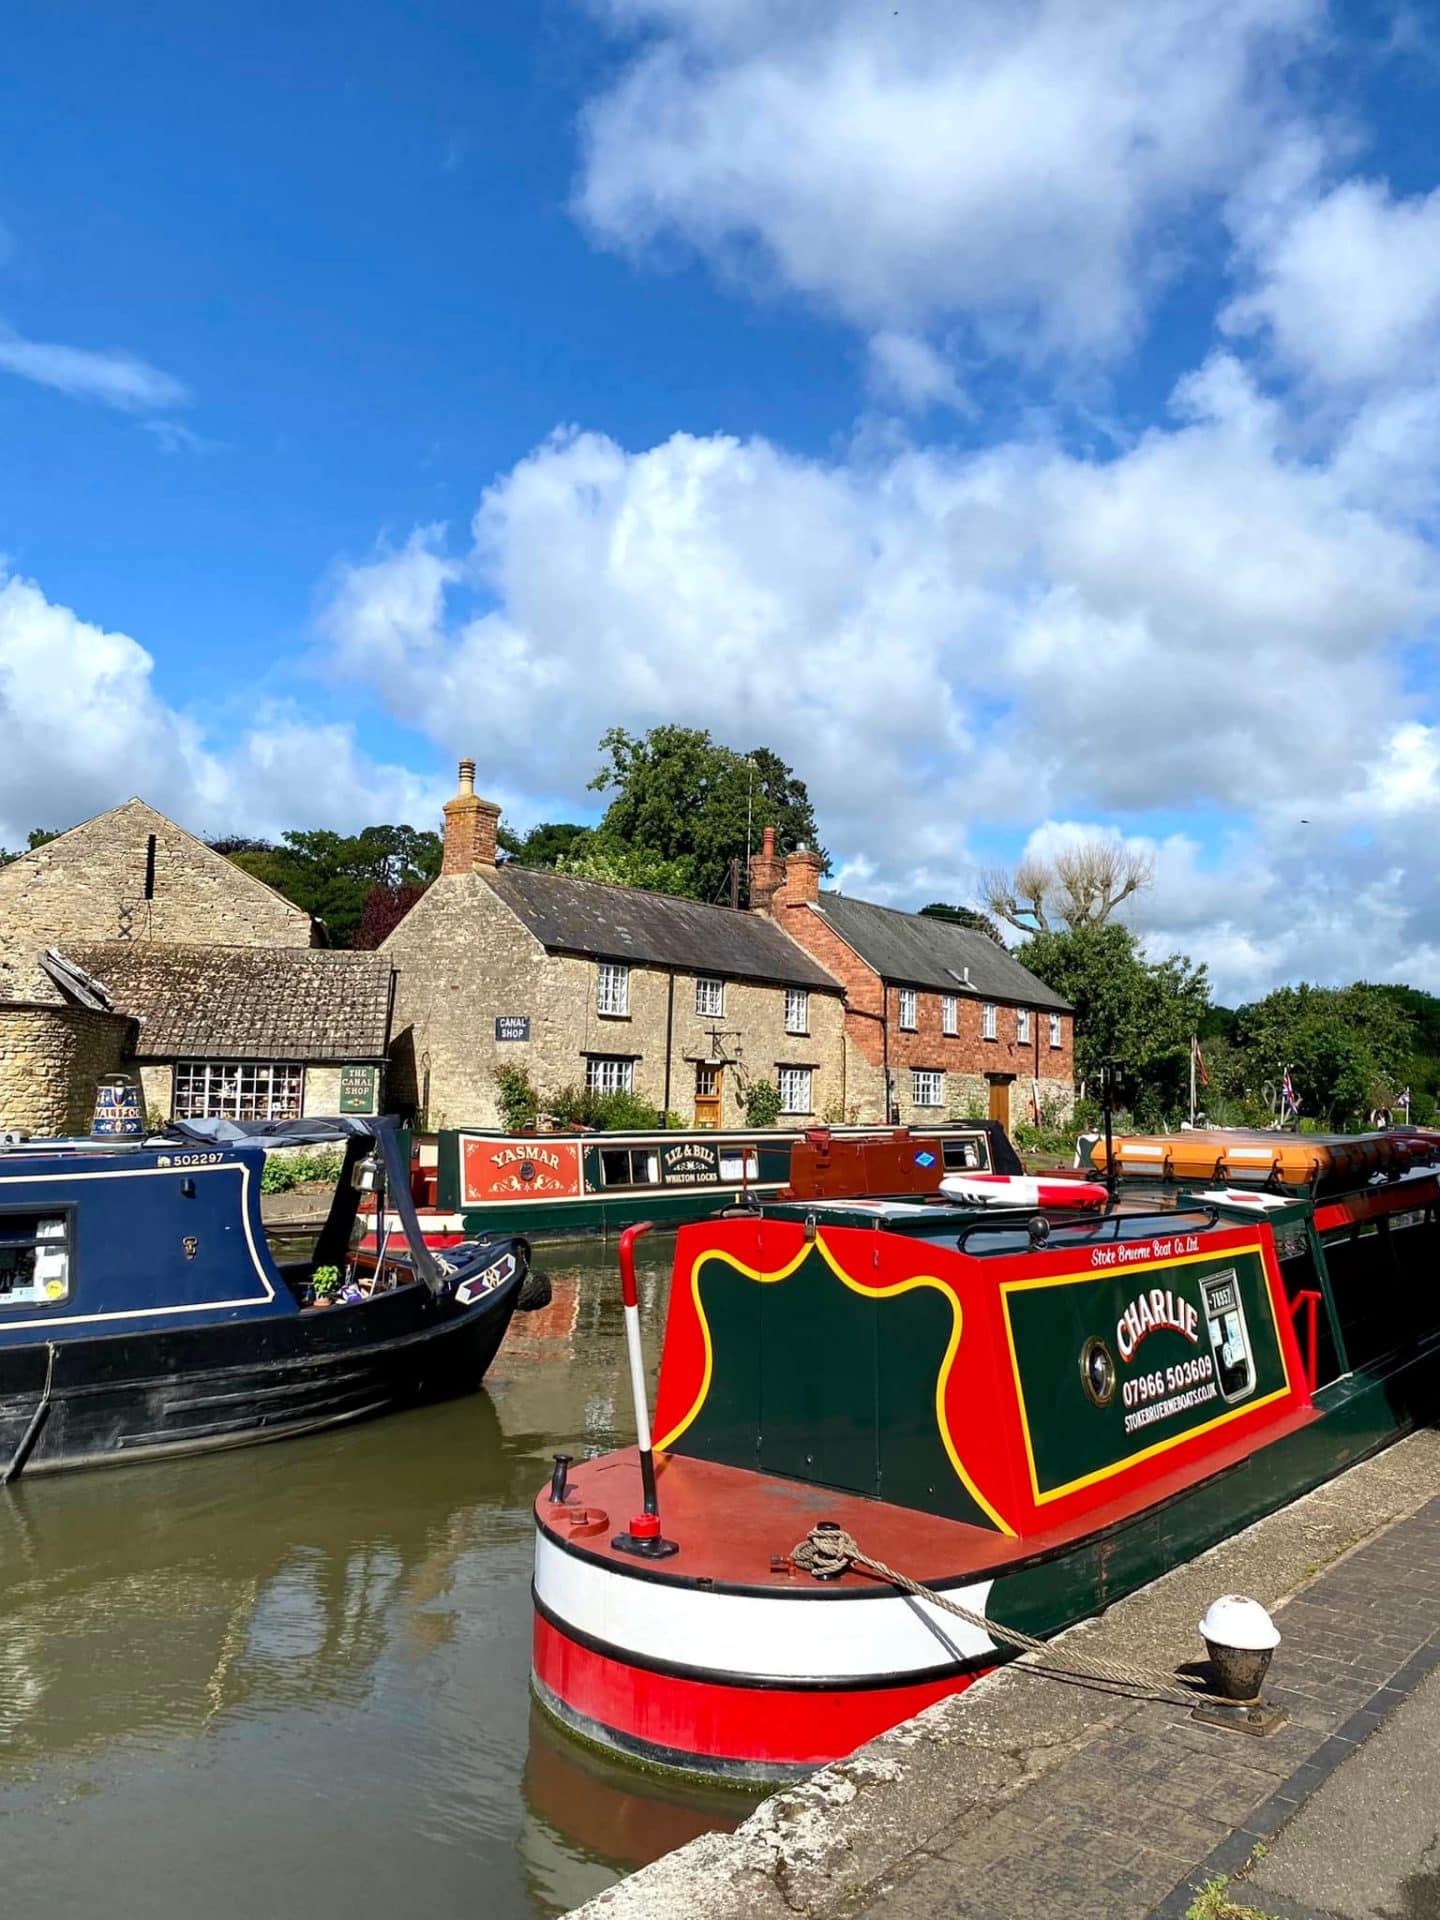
[0, 1236, 747, 1920]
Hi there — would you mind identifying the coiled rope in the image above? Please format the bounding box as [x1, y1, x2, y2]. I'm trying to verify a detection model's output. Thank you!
[789, 1525, 1222, 1709]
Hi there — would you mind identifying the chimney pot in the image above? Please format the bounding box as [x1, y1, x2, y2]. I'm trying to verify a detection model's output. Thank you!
[762, 826, 775, 856]
[458, 757, 476, 796]
[748, 821, 786, 915]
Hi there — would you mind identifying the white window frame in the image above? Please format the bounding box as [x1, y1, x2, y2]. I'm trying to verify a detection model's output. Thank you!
[982, 1002, 997, 1041]
[172, 1059, 304, 1121]
[1017, 1008, 1031, 1044]
[695, 975, 725, 1018]
[912, 1069, 945, 1108]
[898, 987, 918, 1030]
[1049, 1012, 1063, 1049]
[784, 987, 809, 1035]
[777, 1066, 813, 1115]
[941, 993, 958, 1036]
[596, 961, 630, 1017]
[585, 1055, 634, 1095]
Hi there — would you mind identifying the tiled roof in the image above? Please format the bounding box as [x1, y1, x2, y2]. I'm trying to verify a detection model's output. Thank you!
[810, 895, 1072, 1010]
[489, 866, 840, 992]
[67, 943, 393, 1060]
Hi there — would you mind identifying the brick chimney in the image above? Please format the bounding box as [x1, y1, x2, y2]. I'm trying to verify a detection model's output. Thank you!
[782, 844, 824, 907]
[441, 757, 502, 874]
[749, 825, 785, 913]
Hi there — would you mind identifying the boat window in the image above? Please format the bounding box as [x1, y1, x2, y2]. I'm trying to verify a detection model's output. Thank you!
[599, 1148, 661, 1188]
[943, 1138, 985, 1172]
[0, 1213, 71, 1308]
[718, 1148, 759, 1181]
[1202, 1270, 1255, 1403]
[1322, 1218, 1409, 1368]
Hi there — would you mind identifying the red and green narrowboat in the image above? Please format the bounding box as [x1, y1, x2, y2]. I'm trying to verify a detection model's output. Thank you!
[531, 1127, 1440, 1780]
[427, 1122, 1018, 1243]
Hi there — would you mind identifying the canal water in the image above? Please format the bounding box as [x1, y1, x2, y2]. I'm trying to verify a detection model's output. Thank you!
[0, 1238, 765, 1918]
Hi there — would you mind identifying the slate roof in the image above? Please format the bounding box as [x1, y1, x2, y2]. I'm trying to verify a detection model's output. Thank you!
[67, 943, 393, 1060]
[810, 894, 1071, 1010]
[489, 867, 840, 992]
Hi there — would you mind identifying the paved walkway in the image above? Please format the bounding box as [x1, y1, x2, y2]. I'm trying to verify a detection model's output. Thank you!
[571, 1431, 1440, 1920]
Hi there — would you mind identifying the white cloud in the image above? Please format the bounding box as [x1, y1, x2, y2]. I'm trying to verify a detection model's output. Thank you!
[321, 358, 1440, 992]
[578, 0, 1327, 356]
[0, 570, 440, 848]
[1225, 177, 1440, 388]
[0, 326, 190, 413]
[867, 332, 969, 415]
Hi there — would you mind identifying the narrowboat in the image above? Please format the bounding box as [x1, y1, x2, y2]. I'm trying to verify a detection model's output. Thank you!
[428, 1121, 1019, 1244]
[0, 1115, 529, 1479]
[531, 1126, 1440, 1780]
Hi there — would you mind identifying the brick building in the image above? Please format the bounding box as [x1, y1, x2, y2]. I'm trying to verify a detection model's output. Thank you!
[383, 761, 846, 1130]
[750, 831, 1073, 1129]
[0, 799, 391, 1127]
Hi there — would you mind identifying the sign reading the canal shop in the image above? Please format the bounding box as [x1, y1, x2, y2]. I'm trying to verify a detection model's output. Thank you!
[494, 1016, 530, 1042]
[92, 1073, 143, 1137]
[338, 1064, 378, 1114]
[662, 1142, 720, 1184]
[461, 1133, 582, 1203]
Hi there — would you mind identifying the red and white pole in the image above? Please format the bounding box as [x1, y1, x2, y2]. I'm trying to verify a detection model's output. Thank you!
[612, 1221, 678, 1559]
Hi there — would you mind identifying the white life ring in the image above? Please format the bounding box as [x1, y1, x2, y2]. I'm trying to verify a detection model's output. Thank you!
[940, 1172, 1109, 1210]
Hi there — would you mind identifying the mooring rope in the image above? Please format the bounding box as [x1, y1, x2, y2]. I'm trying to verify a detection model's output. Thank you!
[789, 1525, 1222, 1709]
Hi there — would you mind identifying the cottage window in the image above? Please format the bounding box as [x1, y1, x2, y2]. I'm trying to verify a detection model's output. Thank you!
[173, 1060, 303, 1121]
[695, 976, 725, 1018]
[898, 988, 918, 1030]
[785, 987, 809, 1035]
[942, 994, 958, 1036]
[596, 962, 630, 1017]
[585, 1055, 634, 1095]
[1049, 1013, 1063, 1049]
[982, 1003, 997, 1041]
[1017, 1008, 1031, 1044]
[0, 1212, 71, 1308]
[777, 1066, 813, 1114]
[912, 1069, 945, 1108]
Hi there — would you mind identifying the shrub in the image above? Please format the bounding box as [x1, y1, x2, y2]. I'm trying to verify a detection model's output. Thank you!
[260, 1149, 344, 1194]
[494, 1064, 540, 1132]
[541, 1083, 670, 1130]
[742, 1080, 783, 1128]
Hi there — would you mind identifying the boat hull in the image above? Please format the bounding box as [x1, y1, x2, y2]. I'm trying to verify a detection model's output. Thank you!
[531, 1337, 1440, 1781]
[0, 1273, 523, 1477]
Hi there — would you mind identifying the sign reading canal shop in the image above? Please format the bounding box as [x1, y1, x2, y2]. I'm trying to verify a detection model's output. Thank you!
[495, 1016, 530, 1043]
[338, 1064, 378, 1114]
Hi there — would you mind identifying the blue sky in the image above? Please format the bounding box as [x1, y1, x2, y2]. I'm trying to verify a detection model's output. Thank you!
[3, 1, 1440, 999]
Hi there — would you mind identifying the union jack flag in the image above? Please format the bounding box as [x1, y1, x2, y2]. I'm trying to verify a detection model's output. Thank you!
[1282, 1066, 1300, 1118]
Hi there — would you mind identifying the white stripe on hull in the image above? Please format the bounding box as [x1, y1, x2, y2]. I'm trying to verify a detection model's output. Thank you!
[534, 1530, 996, 1681]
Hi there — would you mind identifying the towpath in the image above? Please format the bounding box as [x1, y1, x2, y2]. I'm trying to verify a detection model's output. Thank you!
[564, 1427, 1440, 1920]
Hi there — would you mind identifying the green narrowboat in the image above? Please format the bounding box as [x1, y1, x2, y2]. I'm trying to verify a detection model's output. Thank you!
[532, 1125, 1440, 1780]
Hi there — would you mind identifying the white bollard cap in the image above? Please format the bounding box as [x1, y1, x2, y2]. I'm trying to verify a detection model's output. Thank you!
[1200, 1594, 1280, 1652]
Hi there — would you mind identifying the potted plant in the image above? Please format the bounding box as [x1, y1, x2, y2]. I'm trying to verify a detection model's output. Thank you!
[310, 1264, 341, 1309]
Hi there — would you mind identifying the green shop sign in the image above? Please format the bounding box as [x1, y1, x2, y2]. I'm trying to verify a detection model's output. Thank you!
[338, 1064, 379, 1114]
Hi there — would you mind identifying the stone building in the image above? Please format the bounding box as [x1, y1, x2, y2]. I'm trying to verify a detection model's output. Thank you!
[751, 831, 1074, 1130]
[383, 761, 846, 1130]
[0, 798, 391, 1128]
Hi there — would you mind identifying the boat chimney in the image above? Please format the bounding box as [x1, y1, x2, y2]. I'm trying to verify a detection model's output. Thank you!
[749, 825, 785, 914]
[442, 756, 502, 874]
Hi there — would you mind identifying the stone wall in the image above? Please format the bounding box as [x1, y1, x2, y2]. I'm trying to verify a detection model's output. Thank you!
[0, 798, 315, 984]
[0, 1003, 133, 1134]
[384, 873, 848, 1129]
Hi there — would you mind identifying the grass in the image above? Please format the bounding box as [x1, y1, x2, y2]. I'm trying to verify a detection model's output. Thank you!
[1185, 1873, 1279, 1920]
[259, 1149, 344, 1194]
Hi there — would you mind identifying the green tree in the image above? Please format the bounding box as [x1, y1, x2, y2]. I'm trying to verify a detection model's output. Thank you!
[918, 902, 1002, 942]
[498, 821, 592, 868]
[0, 827, 63, 865]
[224, 824, 443, 947]
[1232, 983, 1417, 1128]
[554, 837, 696, 894]
[1018, 923, 1210, 1120]
[589, 726, 826, 904]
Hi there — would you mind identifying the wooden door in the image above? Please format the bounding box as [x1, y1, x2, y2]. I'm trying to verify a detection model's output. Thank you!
[695, 1064, 723, 1129]
[987, 1075, 1013, 1127]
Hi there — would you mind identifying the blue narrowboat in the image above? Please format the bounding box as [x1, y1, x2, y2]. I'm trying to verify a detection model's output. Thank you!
[0, 1115, 529, 1480]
